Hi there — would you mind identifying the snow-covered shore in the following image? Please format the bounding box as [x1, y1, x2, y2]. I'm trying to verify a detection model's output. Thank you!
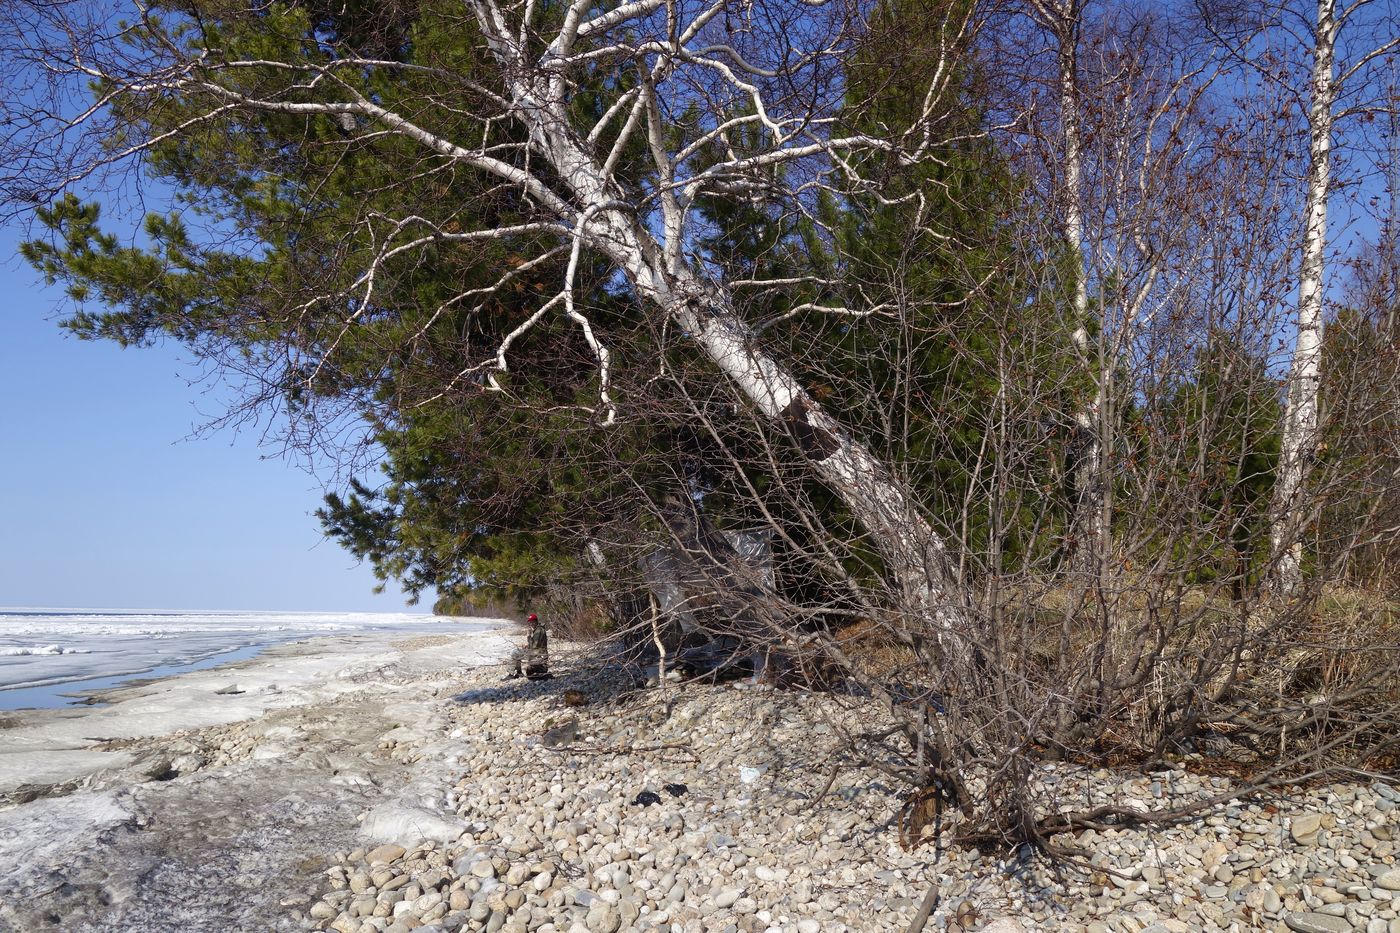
[0, 626, 514, 931]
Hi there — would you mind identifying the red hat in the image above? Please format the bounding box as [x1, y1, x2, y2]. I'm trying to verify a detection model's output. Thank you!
[527, 613, 538, 622]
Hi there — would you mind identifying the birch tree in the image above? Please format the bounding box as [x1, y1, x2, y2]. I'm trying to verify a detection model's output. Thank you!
[1022, 0, 1106, 576]
[1199, 0, 1399, 596]
[3, 0, 995, 668]
[1000, 3, 1223, 589]
[14, 0, 1400, 853]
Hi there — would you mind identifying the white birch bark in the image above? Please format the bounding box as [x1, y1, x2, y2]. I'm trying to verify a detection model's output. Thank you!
[1027, 0, 1108, 577]
[1054, 17, 1106, 577]
[1271, 0, 1337, 597]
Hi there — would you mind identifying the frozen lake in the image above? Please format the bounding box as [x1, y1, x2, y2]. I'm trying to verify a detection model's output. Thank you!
[0, 608, 497, 708]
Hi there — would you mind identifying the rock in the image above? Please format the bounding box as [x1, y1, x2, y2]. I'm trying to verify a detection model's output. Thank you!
[282, 663, 1400, 933]
[585, 904, 620, 933]
[1293, 814, 1325, 845]
[1285, 913, 1353, 933]
[367, 844, 408, 866]
[737, 765, 766, 784]
[541, 718, 579, 748]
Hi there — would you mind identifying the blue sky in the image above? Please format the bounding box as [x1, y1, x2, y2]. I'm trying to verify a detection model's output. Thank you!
[0, 223, 417, 612]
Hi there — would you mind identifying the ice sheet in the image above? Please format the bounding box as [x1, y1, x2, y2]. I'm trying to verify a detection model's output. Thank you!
[0, 608, 490, 694]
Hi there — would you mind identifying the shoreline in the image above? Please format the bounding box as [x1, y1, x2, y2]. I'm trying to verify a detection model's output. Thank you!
[0, 623, 512, 798]
[0, 608, 493, 699]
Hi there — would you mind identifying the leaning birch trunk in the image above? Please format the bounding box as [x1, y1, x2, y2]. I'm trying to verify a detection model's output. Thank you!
[668, 286, 979, 676]
[664, 280, 976, 675]
[1271, 0, 1337, 598]
[465, 3, 981, 677]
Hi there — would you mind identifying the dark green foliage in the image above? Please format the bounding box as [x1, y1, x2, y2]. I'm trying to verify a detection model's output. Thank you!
[694, 0, 1076, 577]
[20, 0, 1054, 606]
[22, 0, 650, 602]
[1158, 333, 1280, 589]
[1319, 307, 1400, 587]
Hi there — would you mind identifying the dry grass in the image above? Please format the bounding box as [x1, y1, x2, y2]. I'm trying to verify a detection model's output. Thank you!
[830, 619, 920, 678]
[829, 584, 1400, 780]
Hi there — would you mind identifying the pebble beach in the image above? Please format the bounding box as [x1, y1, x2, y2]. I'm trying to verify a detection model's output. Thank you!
[3, 629, 1399, 933]
[302, 650, 1400, 933]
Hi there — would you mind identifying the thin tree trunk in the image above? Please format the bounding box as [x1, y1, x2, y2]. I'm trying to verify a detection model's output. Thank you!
[649, 592, 667, 689]
[1041, 1, 1105, 577]
[1064, 73, 1106, 578]
[1271, 0, 1336, 597]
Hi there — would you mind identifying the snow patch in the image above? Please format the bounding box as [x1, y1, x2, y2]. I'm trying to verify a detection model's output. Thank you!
[359, 804, 465, 846]
[0, 644, 88, 656]
[0, 788, 132, 889]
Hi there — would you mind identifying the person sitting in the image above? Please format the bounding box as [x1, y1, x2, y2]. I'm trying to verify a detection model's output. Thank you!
[507, 613, 550, 680]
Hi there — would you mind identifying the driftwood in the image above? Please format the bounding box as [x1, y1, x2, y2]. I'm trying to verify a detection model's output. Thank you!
[543, 741, 699, 763]
[903, 886, 940, 933]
